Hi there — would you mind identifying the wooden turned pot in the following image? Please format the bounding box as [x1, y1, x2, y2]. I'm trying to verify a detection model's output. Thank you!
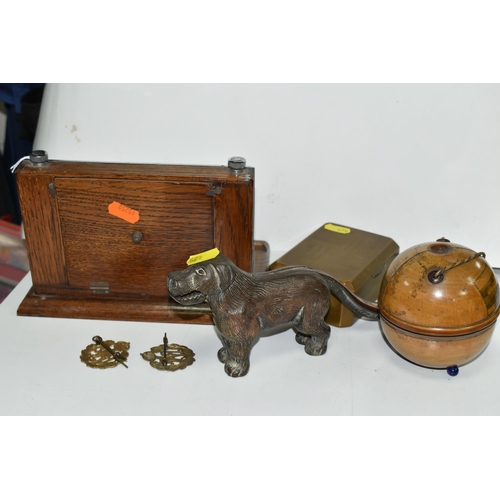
[377, 239, 500, 372]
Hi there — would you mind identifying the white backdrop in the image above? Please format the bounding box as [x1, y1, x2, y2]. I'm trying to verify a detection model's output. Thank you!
[34, 83, 500, 266]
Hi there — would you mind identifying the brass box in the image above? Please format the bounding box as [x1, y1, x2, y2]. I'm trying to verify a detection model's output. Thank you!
[269, 223, 399, 327]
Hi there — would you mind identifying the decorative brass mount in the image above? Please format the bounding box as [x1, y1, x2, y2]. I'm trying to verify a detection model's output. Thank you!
[80, 336, 130, 369]
[141, 333, 195, 371]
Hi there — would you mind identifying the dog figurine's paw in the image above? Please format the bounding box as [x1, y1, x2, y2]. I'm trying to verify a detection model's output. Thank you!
[224, 358, 250, 377]
[218, 348, 249, 376]
[294, 332, 309, 345]
[304, 338, 328, 356]
[217, 347, 228, 363]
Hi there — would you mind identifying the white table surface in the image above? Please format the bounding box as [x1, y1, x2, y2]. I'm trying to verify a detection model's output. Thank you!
[1, 270, 500, 416]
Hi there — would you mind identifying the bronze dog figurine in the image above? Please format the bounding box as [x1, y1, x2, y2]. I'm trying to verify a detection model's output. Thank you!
[167, 252, 378, 377]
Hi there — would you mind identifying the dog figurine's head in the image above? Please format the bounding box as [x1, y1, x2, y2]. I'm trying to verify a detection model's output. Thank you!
[167, 254, 236, 305]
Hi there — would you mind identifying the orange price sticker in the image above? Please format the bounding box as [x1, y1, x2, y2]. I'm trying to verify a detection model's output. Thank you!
[108, 201, 140, 224]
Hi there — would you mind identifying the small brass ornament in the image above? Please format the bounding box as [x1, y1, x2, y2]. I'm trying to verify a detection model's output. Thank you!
[81, 336, 130, 369]
[141, 333, 195, 371]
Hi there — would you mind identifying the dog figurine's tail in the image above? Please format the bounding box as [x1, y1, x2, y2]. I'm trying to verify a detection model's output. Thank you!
[320, 273, 380, 321]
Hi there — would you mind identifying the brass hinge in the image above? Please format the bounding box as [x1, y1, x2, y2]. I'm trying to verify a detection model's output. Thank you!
[48, 182, 57, 197]
[205, 185, 222, 196]
[90, 281, 110, 293]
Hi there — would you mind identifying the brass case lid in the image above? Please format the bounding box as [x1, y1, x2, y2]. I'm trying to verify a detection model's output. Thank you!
[271, 223, 399, 290]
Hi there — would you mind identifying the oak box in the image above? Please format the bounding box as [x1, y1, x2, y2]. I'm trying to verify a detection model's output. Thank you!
[15, 154, 256, 324]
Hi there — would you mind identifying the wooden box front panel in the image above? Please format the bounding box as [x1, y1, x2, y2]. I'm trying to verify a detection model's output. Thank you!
[56, 178, 215, 296]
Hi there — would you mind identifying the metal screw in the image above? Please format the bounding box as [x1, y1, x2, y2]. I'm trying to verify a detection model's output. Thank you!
[228, 156, 246, 171]
[30, 150, 48, 164]
[92, 335, 128, 368]
[132, 231, 143, 244]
